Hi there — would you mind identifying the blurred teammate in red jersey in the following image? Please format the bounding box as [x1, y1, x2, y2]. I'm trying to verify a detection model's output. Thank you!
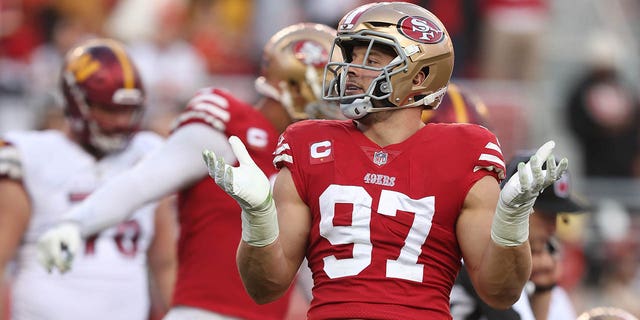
[204, 2, 569, 319]
[36, 23, 340, 320]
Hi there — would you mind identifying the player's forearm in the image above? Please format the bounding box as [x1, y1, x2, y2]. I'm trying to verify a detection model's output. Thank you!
[236, 240, 298, 304]
[473, 242, 532, 309]
[149, 261, 177, 312]
[65, 165, 164, 236]
[68, 126, 213, 236]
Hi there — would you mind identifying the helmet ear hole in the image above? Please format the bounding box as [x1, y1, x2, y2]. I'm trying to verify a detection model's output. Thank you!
[413, 67, 430, 85]
[421, 67, 430, 79]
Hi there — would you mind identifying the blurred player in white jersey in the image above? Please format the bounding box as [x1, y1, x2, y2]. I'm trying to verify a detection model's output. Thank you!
[0, 38, 177, 320]
[36, 23, 340, 320]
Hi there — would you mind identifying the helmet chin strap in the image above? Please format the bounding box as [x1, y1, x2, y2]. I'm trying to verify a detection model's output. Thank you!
[340, 86, 448, 119]
[254, 76, 281, 101]
[88, 121, 129, 154]
[340, 97, 372, 119]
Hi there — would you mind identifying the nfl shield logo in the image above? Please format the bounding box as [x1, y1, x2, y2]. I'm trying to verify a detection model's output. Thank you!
[373, 151, 388, 166]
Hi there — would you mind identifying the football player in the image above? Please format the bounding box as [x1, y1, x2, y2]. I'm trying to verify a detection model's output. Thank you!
[36, 23, 339, 320]
[203, 2, 568, 319]
[0, 38, 177, 320]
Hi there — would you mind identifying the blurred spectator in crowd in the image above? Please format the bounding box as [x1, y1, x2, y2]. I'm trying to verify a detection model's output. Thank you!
[0, 0, 48, 61]
[451, 152, 585, 320]
[52, 0, 115, 36]
[420, 0, 482, 78]
[575, 200, 640, 319]
[189, 0, 258, 75]
[478, 0, 549, 80]
[1, 1, 112, 134]
[107, 0, 208, 136]
[564, 33, 640, 178]
[0, 0, 41, 133]
[28, 9, 95, 131]
[0, 54, 33, 134]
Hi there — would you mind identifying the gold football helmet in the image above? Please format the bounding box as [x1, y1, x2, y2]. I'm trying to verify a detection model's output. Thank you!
[255, 22, 342, 120]
[323, 1, 454, 119]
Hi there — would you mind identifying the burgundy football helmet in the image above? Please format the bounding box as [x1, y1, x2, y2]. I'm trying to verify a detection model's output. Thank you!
[61, 38, 145, 154]
[421, 83, 490, 127]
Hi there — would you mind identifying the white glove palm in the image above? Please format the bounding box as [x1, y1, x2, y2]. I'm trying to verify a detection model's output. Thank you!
[491, 141, 569, 246]
[202, 136, 271, 209]
[500, 141, 567, 207]
[36, 222, 81, 273]
[202, 136, 278, 247]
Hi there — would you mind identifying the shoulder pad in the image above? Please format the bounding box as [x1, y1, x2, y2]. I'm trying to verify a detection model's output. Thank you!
[0, 139, 23, 180]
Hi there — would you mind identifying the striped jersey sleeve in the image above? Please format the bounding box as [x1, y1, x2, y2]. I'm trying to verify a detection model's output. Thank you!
[474, 139, 506, 180]
[273, 132, 293, 169]
[170, 87, 231, 132]
[0, 138, 23, 180]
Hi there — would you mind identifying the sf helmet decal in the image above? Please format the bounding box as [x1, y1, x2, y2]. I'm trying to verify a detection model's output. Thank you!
[292, 40, 329, 68]
[398, 16, 444, 44]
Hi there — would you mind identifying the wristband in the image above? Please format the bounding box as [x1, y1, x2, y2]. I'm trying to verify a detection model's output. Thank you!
[490, 196, 535, 246]
[241, 194, 279, 247]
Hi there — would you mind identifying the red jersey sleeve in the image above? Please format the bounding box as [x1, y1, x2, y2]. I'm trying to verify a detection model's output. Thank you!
[170, 87, 233, 133]
[470, 125, 506, 180]
[273, 122, 309, 203]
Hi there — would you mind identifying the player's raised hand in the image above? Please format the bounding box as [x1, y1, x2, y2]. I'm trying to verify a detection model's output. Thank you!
[202, 136, 271, 209]
[202, 136, 278, 247]
[491, 141, 569, 246]
[36, 222, 81, 273]
[500, 141, 568, 208]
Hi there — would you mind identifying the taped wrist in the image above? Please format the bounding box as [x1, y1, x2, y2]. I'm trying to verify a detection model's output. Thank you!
[241, 194, 279, 247]
[490, 197, 535, 247]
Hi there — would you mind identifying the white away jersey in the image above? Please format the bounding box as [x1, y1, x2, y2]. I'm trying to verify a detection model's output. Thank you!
[1, 130, 162, 320]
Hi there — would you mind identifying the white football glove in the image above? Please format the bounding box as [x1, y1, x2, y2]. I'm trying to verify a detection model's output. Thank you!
[36, 222, 81, 273]
[202, 136, 278, 247]
[491, 141, 569, 246]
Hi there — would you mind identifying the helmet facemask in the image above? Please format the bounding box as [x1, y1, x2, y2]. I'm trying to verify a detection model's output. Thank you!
[68, 83, 144, 155]
[324, 31, 446, 119]
[324, 2, 454, 120]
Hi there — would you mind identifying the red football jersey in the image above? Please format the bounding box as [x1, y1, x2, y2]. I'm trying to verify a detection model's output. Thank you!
[274, 120, 506, 320]
[170, 88, 290, 319]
